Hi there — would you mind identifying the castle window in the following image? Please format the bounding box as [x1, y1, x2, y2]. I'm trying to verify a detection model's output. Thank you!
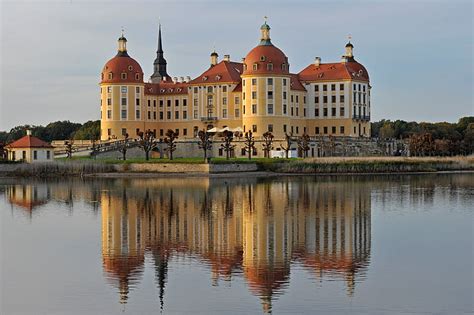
[107, 98, 112, 106]
[267, 91, 273, 99]
[267, 63, 273, 71]
[184, 110, 188, 119]
[148, 111, 151, 119]
[135, 110, 140, 119]
[136, 98, 140, 106]
[323, 96, 328, 103]
[234, 96, 239, 105]
[153, 112, 157, 120]
[222, 109, 227, 118]
[252, 78, 257, 85]
[135, 73, 140, 80]
[315, 108, 319, 117]
[324, 127, 328, 134]
[159, 112, 164, 120]
[332, 126, 336, 134]
[121, 86, 127, 93]
[260, 56, 266, 61]
[128, 65, 133, 71]
[153, 100, 156, 107]
[235, 108, 240, 117]
[167, 111, 171, 119]
[283, 79, 287, 86]
[121, 73, 127, 80]
[167, 100, 171, 107]
[194, 110, 198, 119]
[340, 126, 345, 134]
[175, 99, 179, 107]
[107, 86, 112, 93]
[136, 87, 140, 94]
[207, 86, 213, 93]
[175, 111, 179, 119]
[267, 78, 273, 85]
[108, 72, 113, 80]
[183, 99, 187, 106]
[340, 107, 345, 116]
[314, 85, 319, 92]
[283, 92, 287, 100]
[331, 107, 336, 116]
[194, 87, 198, 93]
[340, 84, 344, 90]
[252, 104, 257, 114]
[323, 108, 328, 117]
[340, 95, 345, 103]
[243, 64, 247, 71]
[323, 85, 327, 91]
[252, 125, 257, 132]
[315, 96, 319, 104]
[107, 110, 111, 119]
[281, 63, 286, 70]
[121, 97, 127, 106]
[331, 84, 336, 91]
[222, 97, 227, 105]
[193, 98, 198, 106]
[267, 104, 273, 115]
[253, 63, 258, 70]
[332, 95, 336, 103]
[252, 92, 257, 99]
[222, 86, 227, 92]
[315, 127, 320, 134]
[283, 104, 287, 115]
[268, 124, 273, 132]
[183, 128, 187, 136]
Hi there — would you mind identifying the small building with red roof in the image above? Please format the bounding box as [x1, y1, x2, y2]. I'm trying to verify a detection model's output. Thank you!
[5, 130, 54, 163]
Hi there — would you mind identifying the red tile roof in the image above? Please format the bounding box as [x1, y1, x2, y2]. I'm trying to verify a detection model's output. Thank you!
[290, 74, 306, 91]
[101, 55, 144, 84]
[298, 61, 369, 82]
[144, 82, 190, 95]
[243, 44, 289, 76]
[5, 135, 54, 149]
[189, 60, 243, 85]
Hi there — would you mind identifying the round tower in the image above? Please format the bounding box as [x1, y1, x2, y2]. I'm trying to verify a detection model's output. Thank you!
[100, 32, 145, 140]
[241, 21, 292, 139]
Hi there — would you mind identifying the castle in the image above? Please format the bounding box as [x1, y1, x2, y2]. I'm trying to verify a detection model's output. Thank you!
[100, 21, 371, 142]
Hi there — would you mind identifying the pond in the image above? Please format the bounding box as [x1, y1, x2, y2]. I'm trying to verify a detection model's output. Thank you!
[1, 173, 472, 314]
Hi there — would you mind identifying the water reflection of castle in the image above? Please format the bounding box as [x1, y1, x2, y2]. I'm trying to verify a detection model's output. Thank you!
[100, 178, 371, 313]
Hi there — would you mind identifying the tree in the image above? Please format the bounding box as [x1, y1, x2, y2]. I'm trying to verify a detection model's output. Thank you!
[164, 129, 178, 160]
[243, 130, 256, 160]
[74, 120, 100, 140]
[0, 142, 6, 160]
[297, 133, 310, 158]
[139, 129, 158, 161]
[280, 133, 292, 159]
[379, 123, 395, 139]
[197, 129, 212, 162]
[65, 140, 74, 159]
[220, 130, 235, 160]
[262, 131, 274, 158]
[119, 133, 129, 160]
[463, 123, 474, 154]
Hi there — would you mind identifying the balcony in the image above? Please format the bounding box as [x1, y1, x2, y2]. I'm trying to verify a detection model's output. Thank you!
[200, 116, 218, 123]
[352, 114, 371, 121]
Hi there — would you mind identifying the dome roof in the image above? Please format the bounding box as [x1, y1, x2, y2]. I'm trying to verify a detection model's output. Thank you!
[243, 44, 289, 75]
[101, 35, 144, 84]
[101, 55, 144, 84]
[243, 21, 289, 76]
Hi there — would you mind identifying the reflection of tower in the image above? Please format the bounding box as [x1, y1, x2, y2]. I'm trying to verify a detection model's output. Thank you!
[242, 182, 292, 313]
[301, 180, 371, 296]
[101, 189, 146, 304]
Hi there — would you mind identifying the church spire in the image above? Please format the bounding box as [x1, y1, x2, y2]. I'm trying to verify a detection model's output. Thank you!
[151, 23, 171, 83]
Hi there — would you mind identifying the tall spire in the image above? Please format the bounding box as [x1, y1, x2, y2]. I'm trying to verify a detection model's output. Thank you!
[151, 23, 171, 83]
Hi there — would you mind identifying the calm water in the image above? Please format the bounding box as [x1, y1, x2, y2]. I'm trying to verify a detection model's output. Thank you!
[0, 174, 473, 315]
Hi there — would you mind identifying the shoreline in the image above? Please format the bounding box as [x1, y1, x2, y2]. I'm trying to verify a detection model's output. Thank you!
[1, 156, 472, 178]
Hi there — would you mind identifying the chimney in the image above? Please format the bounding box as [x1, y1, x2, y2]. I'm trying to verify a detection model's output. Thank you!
[314, 57, 321, 66]
[223, 54, 230, 62]
[26, 130, 32, 136]
[185, 76, 191, 82]
[173, 77, 178, 83]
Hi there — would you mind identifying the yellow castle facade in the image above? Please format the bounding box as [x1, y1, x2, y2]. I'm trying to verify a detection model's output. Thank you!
[100, 22, 371, 141]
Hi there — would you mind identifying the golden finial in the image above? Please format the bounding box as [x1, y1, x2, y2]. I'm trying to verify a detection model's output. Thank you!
[264, 16, 268, 23]
[348, 34, 352, 42]
[121, 26, 125, 37]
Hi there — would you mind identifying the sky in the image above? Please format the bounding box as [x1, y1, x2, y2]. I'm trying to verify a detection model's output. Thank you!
[0, 0, 472, 131]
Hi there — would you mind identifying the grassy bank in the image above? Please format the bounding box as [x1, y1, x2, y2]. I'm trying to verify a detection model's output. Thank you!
[1, 156, 472, 177]
[259, 156, 474, 173]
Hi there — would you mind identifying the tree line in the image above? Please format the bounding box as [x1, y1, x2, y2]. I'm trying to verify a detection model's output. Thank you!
[371, 116, 474, 155]
[0, 120, 100, 144]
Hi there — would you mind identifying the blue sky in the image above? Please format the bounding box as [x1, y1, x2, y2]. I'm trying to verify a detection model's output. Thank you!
[0, 0, 472, 131]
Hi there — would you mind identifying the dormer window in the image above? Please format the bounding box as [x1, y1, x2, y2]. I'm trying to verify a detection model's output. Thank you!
[202, 76, 208, 81]
[160, 89, 165, 93]
[108, 72, 113, 80]
[253, 63, 258, 70]
[243, 64, 247, 71]
[215, 75, 221, 81]
[281, 63, 286, 70]
[260, 56, 266, 62]
[101, 73, 104, 80]
[135, 73, 140, 80]
[128, 65, 133, 71]
[267, 63, 273, 71]
[121, 73, 127, 80]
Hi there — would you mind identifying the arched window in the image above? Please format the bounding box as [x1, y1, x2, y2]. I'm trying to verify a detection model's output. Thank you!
[267, 63, 273, 71]
[135, 73, 140, 80]
[108, 72, 113, 80]
[121, 73, 127, 80]
[253, 63, 258, 71]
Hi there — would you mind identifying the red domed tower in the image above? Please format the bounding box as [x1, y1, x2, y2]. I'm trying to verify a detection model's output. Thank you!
[100, 32, 145, 140]
[241, 21, 296, 139]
